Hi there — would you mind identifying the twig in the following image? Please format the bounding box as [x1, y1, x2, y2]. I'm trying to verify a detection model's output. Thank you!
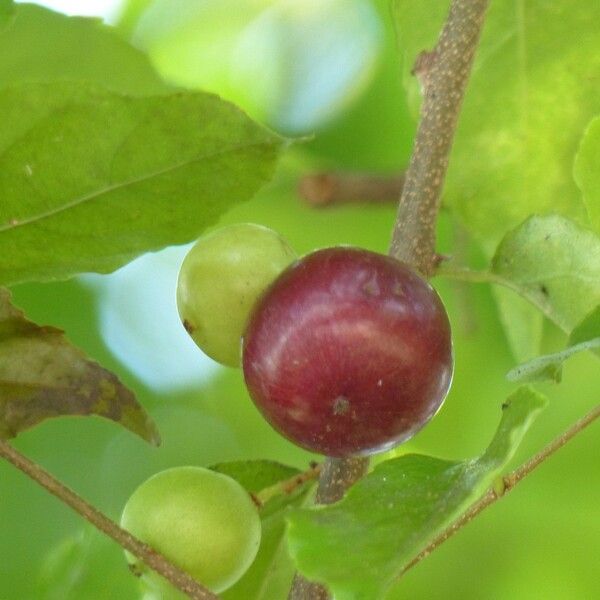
[401, 402, 600, 576]
[298, 172, 404, 207]
[0, 440, 218, 600]
[389, 0, 490, 276]
[254, 462, 322, 507]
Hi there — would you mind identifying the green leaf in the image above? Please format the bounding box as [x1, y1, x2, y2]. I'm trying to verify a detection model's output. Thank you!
[0, 4, 167, 95]
[574, 116, 600, 233]
[0, 288, 159, 443]
[393, 1, 598, 252]
[212, 460, 314, 600]
[287, 387, 547, 600]
[211, 460, 316, 518]
[491, 216, 600, 333]
[569, 305, 600, 346]
[222, 510, 297, 600]
[508, 304, 600, 383]
[439, 216, 600, 336]
[0, 81, 283, 285]
[491, 287, 543, 362]
[0, 0, 13, 29]
[211, 460, 300, 494]
[116, 0, 153, 38]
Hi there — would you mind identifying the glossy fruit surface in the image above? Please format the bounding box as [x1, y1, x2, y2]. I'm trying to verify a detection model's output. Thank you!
[121, 466, 261, 593]
[177, 223, 296, 367]
[242, 247, 453, 457]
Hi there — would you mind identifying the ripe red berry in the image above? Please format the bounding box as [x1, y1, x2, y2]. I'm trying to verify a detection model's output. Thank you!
[242, 247, 453, 457]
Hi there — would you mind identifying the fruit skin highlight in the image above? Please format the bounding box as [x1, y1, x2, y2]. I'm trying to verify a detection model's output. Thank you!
[177, 223, 297, 367]
[242, 247, 453, 457]
[121, 466, 261, 594]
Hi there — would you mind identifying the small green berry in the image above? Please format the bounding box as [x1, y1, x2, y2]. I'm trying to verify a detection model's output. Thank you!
[121, 466, 261, 593]
[177, 223, 296, 367]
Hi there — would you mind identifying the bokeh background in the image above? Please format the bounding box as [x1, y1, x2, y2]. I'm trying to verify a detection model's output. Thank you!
[1, 1, 599, 598]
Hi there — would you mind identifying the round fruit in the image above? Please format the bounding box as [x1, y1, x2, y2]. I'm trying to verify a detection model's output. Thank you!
[121, 466, 261, 593]
[242, 247, 453, 457]
[140, 577, 187, 600]
[140, 576, 187, 600]
[177, 223, 296, 367]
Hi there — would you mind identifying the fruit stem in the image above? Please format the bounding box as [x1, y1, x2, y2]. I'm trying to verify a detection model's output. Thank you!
[0, 440, 218, 600]
[389, 0, 490, 277]
[400, 402, 600, 577]
[313, 456, 370, 505]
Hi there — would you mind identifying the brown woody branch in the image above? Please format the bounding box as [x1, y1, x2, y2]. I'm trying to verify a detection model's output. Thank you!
[298, 172, 404, 207]
[0, 440, 218, 600]
[389, 0, 490, 276]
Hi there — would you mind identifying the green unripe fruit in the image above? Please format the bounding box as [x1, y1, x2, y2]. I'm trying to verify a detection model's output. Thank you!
[140, 577, 187, 600]
[140, 578, 186, 600]
[121, 466, 261, 594]
[177, 223, 297, 367]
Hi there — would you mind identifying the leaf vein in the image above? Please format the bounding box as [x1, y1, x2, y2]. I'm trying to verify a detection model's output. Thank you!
[0, 138, 276, 233]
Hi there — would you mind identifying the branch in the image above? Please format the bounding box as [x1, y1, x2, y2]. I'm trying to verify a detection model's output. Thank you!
[254, 462, 322, 507]
[389, 0, 490, 276]
[298, 172, 404, 207]
[0, 440, 218, 600]
[401, 402, 600, 576]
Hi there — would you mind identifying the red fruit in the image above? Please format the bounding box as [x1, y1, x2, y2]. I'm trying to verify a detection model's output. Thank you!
[242, 247, 453, 457]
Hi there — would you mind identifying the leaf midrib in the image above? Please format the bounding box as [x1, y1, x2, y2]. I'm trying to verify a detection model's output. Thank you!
[0, 138, 276, 234]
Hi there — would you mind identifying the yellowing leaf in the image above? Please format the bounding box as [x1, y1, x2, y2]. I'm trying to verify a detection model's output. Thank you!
[0, 288, 159, 443]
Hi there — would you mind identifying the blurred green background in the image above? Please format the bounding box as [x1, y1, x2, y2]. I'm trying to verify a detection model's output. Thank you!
[2, 1, 599, 598]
